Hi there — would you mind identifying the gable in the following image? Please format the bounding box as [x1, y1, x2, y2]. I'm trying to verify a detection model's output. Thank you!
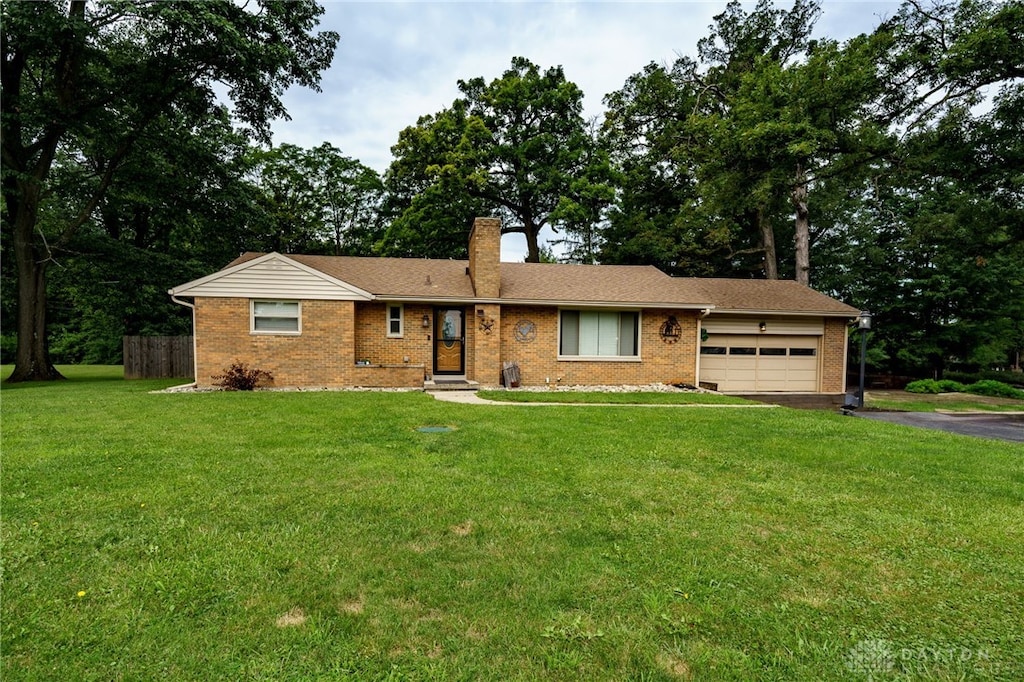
[169, 253, 373, 301]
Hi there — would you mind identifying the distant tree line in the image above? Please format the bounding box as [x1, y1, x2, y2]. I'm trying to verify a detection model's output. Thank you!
[3, 0, 1021, 380]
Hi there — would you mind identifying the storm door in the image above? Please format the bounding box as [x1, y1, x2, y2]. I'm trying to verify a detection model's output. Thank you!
[433, 308, 465, 375]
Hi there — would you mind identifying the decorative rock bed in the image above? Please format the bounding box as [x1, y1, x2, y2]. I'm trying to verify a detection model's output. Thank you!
[489, 383, 713, 394]
[155, 382, 714, 394]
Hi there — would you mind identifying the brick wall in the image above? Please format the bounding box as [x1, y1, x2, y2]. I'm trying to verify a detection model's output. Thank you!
[468, 304, 502, 384]
[354, 302, 433, 367]
[820, 317, 849, 393]
[194, 296, 837, 392]
[351, 364, 425, 387]
[194, 297, 354, 388]
[468, 217, 501, 298]
[498, 305, 698, 386]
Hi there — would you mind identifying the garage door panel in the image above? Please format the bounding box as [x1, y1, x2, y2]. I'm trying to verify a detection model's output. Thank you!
[700, 333, 820, 392]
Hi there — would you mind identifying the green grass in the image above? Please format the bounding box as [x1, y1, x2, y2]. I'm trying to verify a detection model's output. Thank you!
[866, 390, 1024, 413]
[3, 366, 1023, 680]
[476, 390, 755, 405]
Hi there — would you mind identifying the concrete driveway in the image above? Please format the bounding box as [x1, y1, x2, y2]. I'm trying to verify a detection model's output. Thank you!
[856, 411, 1024, 443]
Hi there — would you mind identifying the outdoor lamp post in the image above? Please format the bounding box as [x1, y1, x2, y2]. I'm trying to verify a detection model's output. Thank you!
[857, 311, 872, 408]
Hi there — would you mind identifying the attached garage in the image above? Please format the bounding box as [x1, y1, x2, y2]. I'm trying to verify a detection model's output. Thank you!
[700, 334, 820, 391]
[698, 315, 830, 392]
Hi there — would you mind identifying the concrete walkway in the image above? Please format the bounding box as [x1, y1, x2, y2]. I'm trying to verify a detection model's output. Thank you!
[427, 391, 776, 407]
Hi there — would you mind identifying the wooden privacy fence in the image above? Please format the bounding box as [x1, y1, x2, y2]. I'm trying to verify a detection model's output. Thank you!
[123, 336, 194, 379]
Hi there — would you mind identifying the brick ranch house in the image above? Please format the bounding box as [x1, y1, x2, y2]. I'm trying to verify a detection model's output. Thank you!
[169, 217, 859, 393]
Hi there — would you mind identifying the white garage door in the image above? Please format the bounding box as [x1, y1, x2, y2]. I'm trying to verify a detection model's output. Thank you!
[699, 334, 820, 392]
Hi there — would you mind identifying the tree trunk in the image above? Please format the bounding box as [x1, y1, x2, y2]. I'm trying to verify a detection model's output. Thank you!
[793, 163, 810, 286]
[3, 0, 84, 382]
[757, 207, 778, 279]
[524, 227, 540, 263]
[521, 210, 541, 263]
[8, 207, 64, 382]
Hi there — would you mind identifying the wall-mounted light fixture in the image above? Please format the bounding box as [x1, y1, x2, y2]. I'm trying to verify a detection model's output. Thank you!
[476, 308, 485, 317]
[759, 321, 767, 332]
[422, 314, 430, 328]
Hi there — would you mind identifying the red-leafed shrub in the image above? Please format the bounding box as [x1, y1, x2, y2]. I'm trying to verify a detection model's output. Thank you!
[212, 362, 274, 391]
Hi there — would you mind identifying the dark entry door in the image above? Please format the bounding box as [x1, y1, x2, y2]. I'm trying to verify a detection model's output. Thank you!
[434, 308, 465, 375]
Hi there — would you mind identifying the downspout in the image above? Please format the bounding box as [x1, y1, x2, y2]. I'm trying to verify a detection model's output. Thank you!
[695, 308, 712, 387]
[170, 293, 198, 385]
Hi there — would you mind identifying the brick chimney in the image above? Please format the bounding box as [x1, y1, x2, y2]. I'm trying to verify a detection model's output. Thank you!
[468, 217, 501, 298]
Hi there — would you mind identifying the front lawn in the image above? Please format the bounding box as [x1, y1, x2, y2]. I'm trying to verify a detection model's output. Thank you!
[3, 367, 1022, 680]
[866, 389, 1024, 413]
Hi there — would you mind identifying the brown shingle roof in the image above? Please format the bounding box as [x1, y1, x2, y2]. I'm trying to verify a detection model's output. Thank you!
[500, 262, 709, 307]
[225, 252, 856, 315]
[686, 278, 859, 316]
[228, 252, 476, 299]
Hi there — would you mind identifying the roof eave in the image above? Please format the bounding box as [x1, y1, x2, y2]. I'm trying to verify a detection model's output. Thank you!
[499, 298, 714, 309]
[373, 296, 714, 309]
[708, 308, 860, 318]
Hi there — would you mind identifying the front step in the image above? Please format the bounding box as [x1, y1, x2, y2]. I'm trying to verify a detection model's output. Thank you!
[423, 379, 480, 391]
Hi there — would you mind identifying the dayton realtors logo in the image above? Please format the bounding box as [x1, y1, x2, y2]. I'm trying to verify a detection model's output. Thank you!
[845, 639, 896, 679]
[844, 638, 994, 679]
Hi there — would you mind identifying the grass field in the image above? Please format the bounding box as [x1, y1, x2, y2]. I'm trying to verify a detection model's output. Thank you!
[866, 390, 1024, 413]
[2, 367, 1023, 680]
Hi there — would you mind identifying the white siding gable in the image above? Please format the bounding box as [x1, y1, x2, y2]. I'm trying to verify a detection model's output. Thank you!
[169, 253, 373, 301]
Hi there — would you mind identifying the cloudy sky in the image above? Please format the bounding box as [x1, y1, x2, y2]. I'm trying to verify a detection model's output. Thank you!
[270, 1, 903, 259]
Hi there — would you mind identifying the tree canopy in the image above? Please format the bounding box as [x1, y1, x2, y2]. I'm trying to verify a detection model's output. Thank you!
[3, 0, 1022, 380]
[382, 56, 612, 262]
[2, 0, 338, 380]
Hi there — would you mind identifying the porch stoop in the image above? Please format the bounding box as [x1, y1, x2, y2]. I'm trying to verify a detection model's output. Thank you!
[423, 379, 480, 391]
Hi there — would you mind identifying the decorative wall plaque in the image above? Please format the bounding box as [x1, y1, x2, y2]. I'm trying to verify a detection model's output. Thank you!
[513, 319, 537, 343]
[660, 315, 682, 343]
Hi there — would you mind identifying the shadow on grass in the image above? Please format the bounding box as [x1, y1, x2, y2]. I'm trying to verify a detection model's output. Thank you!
[1, 365, 128, 390]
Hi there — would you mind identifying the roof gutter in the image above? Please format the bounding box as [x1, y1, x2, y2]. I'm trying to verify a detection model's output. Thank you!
[381, 296, 716, 309]
[708, 308, 859, 318]
[170, 293, 194, 309]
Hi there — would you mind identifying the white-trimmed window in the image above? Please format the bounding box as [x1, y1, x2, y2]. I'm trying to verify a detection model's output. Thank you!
[251, 300, 300, 334]
[387, 303, 404, 338]
[559, 310, 640, 358]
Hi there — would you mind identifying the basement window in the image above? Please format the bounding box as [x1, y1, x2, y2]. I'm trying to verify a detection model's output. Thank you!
[387, 304, 404, 338]
[251, 300, 300, 334]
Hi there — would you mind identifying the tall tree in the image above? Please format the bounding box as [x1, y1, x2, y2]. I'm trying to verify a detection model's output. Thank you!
[247, 143, 383, 256]
[601, 0, 831, 279]
[383, 56, 611, 262]
[815, 84, 1024, 377]
[600, 61, 737, 276]
[1, 0, 338, 381]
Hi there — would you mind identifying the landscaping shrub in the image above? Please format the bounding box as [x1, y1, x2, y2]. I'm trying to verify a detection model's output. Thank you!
[904, 379, 935, 394]
[937, 379, 967, 393]
[905, 379, 967, 394]
[906, 378, 1024, 400]
[947, 370, 1024, 387]
[212, 362, 274, 391]
[964, 380, 1024, 400]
